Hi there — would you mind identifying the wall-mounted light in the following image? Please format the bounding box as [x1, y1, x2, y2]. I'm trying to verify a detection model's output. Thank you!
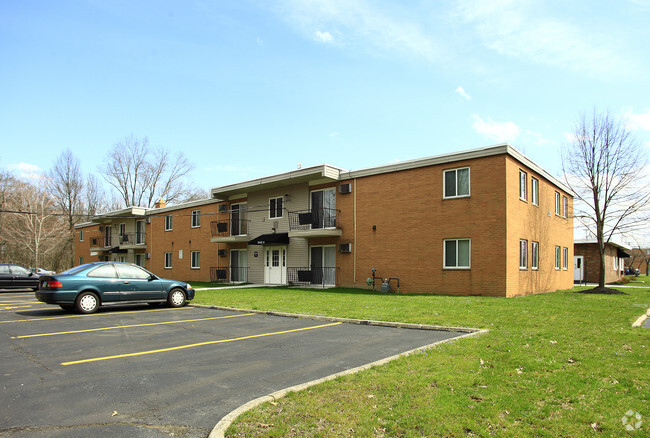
[373, 225, 377, 231]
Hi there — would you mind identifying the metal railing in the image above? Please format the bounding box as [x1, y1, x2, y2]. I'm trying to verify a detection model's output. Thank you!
[209, 266, 248, 283]
[288, 267, 338, 287]
[288, 208, 339, 231]
[210, 219, 250, 238]
[100, 232, 146, 248]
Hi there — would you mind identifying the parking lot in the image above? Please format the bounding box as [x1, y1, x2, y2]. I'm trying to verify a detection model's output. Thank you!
[1, 291, 466, 437]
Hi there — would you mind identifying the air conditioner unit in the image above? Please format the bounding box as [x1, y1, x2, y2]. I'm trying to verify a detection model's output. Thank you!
[218, 249, 227, 257]
[146, 217, 151, 224]
[99, 226, 104, 231]
[218, 204, 227, 213]
[339, 183, 352, 194]
[146, 253, 151, 259]
[339, 243, 352, 253]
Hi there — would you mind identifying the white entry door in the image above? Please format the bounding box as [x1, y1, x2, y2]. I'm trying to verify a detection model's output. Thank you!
[264, 246, 287, 284]
[574, 256, 584, 282]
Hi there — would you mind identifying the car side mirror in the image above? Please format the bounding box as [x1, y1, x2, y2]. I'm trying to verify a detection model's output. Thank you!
[148, 274, 158, 281]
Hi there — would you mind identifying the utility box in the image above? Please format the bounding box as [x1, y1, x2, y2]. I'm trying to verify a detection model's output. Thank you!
[381, 280, 391, 293]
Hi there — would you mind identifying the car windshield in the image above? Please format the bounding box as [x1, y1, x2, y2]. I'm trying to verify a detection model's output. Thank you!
[11, 266, 31, 275]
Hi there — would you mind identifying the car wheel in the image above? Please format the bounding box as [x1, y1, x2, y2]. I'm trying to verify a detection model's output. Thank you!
[76, 292, 99, 314]
[59, 304, 74, 311]
[167, 288, 186, 308]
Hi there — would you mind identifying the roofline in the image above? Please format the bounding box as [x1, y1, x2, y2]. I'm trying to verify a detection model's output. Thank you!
[575, 239, 629, 250]
[209, 143, 572, 197]
[149, 198, 221, 214]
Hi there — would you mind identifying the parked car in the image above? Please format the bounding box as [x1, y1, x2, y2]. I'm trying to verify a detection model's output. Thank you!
[0, 264, 41, 290]
[32, 268, 56, 275]
[36, 262, 195, 313]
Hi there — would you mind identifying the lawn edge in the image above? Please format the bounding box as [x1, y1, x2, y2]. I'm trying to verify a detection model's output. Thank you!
[190, 304, 487, 438]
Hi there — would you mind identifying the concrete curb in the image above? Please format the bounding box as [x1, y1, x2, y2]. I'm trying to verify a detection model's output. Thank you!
[189, 304, 487, 438]
[632, 308, 650, 327]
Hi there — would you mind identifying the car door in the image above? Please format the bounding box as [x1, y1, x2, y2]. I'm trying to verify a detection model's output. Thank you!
[114, 264, 163, 301]
[85, 264, 122, 302]
[9, 265, 38, 289]
[0, 265, 12, 288]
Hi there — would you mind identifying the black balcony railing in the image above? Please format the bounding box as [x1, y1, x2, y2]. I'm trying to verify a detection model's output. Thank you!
[288, 267, 338, 287]
[288, 208, 339, 231]
[209, 266, 248, 283]
[100, 232, 146, 247]
[210, 219, 250, 238]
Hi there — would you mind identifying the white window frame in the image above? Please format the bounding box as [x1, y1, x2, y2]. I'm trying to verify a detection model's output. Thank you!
[555, 192, 561, 216]
[563, 247, 569, 270]
[562, 196, 568, 219]
[79, 230, 84, 242]
[443, 238, 471, 269]
[555, 246, 561, 270]
[269, 197, 283, 219]
[443, 167, 470, 199]
[531, 178, 539, 206]
[520, 239, 528, 269]
[165, 215, 173, 231]
[191, 210, 201, 228]
[519, 170, 527, 201]
[164, 252, 172, 269]
[531, 241, 539, 270]
[191, 251, 200, 269]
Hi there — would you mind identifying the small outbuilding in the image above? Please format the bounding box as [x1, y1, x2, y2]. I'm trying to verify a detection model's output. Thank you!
[573, 240, 629, 284]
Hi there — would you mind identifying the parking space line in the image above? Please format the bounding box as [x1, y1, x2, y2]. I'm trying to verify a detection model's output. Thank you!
[62, 321, 343, 366]
[0, 306, 196, 324]
[12, 313, 256, 339]
[1, 306, 37, 311]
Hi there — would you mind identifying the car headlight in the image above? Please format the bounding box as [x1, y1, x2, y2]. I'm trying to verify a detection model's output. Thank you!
[186, 283, 192, 289]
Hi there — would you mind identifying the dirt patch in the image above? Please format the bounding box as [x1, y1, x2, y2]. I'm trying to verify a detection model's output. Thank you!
[577, 287, 627, 295]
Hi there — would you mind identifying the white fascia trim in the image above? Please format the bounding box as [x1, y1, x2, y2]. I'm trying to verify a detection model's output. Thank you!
[148, 198, 221, 215]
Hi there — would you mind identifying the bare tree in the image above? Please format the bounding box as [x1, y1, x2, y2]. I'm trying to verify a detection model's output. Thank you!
[84, 174, 106, 219]
[562, 109, 650, 289]
[101, 135, 197, 208]
[2, 180, 67, 269]
[46, 149, 84, 231]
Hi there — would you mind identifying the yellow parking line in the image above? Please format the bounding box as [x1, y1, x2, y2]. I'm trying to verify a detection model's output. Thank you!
[62, 322, 343, 366]
[0, 307, 195, 324]
[0, 305, 38, 311]
[13, 313, 256, 339]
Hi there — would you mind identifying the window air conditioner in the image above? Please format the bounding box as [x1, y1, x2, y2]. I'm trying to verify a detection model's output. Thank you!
[339, 243, 352, 253]
[146, 253, 151, 259]
[218, 204, 227, 213]
[339, 183, 352, 194]
[218, 249, 227, 257]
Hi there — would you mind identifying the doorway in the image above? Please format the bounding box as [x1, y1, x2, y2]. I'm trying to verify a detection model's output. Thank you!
[264, 246, 287, 284]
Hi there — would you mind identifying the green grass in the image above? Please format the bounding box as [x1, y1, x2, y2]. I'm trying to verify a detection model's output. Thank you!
[626, 275, 650, 286]
[193, 287, 649, 437]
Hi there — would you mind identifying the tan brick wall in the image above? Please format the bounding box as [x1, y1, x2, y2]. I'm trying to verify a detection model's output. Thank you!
[338, 155, 509, 296]
[505, 156, 574, 296]
[147, 203, 222, 282]
[73, 224, 102, 266]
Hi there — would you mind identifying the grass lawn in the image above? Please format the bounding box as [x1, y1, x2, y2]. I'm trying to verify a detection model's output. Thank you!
[626, 275, 650, 286]
[193, 286, 649, 437]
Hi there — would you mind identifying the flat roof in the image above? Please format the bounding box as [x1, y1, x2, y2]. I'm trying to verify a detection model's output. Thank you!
[209, 143, 572, 196]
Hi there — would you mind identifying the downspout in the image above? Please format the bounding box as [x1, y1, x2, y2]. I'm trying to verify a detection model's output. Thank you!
[353, 177, 357, 284]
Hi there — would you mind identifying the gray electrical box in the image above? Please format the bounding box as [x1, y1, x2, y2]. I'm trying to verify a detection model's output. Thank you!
[381, 281, 391, 293]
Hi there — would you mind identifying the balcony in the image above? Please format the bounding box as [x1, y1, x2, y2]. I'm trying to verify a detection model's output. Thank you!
[210, 219, 250, 243]
[288, 267, 338, 287]
[288, 208, 342, 238]
[90, 232, 145, 251]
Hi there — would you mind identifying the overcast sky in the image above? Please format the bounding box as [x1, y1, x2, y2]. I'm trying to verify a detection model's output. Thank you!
[2, 1, 649, 221]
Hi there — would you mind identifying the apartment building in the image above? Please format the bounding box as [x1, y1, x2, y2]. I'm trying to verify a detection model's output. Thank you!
[74, 143, 574, 296]
[573, 240, 628, 284]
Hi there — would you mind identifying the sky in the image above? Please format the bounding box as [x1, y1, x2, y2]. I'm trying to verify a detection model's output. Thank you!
[1, 0, 650, 241]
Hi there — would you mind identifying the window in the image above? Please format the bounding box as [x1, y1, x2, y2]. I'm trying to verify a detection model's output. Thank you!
[519, 170, 527, 201]
[164, 252, 172, 269]
[79, 257, 84, 265]
[88, 264, 118, 278]
[231, 203, 248, 235]
[532, 242, 539, 270]
[115, 264, 150, 279]
[555, 246, 561, 270]
[191, 251, 200, 269]
[519, 239, 528, 269]
[79, 230, 84, 242]
[563, 247, 569, 270]
[104, 226, 112, 247]
[191, 210, 201, 228]
[531, 178, 539, 206]
[444, 239, 471, 269]
[165, 215, 173, 231]
[562, 196, 568, 218]
[269, 197, 283, 218]
[311, 188, 337, 228]
[444, 168, 470, 198]
[555, 192, 561, 215]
